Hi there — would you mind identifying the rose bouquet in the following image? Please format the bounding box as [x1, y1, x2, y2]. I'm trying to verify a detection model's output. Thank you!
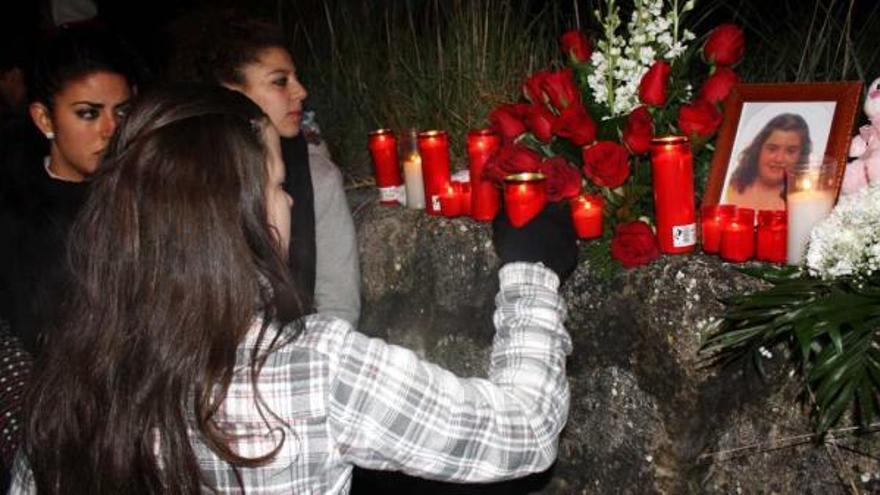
[702, 184, 880, 435]
[483, 0, 745, 270]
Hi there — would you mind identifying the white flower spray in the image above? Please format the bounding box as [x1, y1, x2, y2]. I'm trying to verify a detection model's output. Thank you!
[587, 0, 696, 118]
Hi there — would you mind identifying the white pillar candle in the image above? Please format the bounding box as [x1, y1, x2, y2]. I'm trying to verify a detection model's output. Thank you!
[403, 153, 425, 209]
[786, 190, 834, 265]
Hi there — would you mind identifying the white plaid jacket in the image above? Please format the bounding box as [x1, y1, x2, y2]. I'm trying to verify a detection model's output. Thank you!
[11, 263, 571, 494]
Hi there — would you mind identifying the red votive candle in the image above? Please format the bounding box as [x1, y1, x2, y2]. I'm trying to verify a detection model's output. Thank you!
[720, 208, 756, 262]
[457, 181, 472, 216]
[367, 129, 403, 205]
[649, 136, 697, 254]
[503, 173, 547, 228]
[757, 210, 786, 263]
[570, 194, 604, 239]
[467, 129, 501, 221]
[417, 130, 452, 216]
[700, 204, 736, 254]
[439, 183, 462, 217]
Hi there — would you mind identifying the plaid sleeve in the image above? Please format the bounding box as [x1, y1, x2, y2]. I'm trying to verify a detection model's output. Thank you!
[327, 262, 570, 483]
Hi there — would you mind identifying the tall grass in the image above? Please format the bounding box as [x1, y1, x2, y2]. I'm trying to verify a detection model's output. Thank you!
[719, 0, 880, 83]
[288, 0, 566, 178]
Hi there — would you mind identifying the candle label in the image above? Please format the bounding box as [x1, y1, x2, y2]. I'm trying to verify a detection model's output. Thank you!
[378, 185, 405, 204]
[671, 223, 697, 247]
[431, 194, 441, 212]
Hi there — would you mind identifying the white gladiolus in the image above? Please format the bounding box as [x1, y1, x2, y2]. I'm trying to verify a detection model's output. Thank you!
[589, 0, 697, 117]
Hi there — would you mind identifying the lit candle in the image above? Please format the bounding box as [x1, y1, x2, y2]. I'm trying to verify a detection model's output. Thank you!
[439, 182, 463, 217]
[503, 173, 547, 228]
[402, 151, 425, 209]
[700, 204, 736, 254]
[720, 207, 755, 262]
[570, 194, 604, 239]
[786, 189, 833, 264]
[786, 160, 838, 265]
[467, 129, 501, 221]
[367, 129, 404, 205]
[756, 210, 786, 263]
[417, 130, 452, 216]
[457, 180, 472, 216]
[649, 136, 697, 254]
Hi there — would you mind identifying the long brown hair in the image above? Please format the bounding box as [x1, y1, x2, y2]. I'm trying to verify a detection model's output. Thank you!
[24, 85, 306, 494]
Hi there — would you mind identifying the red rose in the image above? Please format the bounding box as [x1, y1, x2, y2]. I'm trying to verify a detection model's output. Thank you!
[582, 141, 630, 188]
[489, 103, 529, 141]
[698, 67, 739, 104]
[482, 143, 542, 185]
[553, 104, 596, 146]
[540, 157, 582, 202]
[638, 61, 671, 107]
[678, 100, 723, 139]
[610, 221, 660, 268]
[703, 24, 745, 66]
[522, 70, 551, 104]
[525, 104, 556, 143]
[622, 106, 653, 155]
[541, 68, 581, 111]
[559, 30, 591, 63]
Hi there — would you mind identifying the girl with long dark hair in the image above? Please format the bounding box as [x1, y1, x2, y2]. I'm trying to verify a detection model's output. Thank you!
[10, 85, 575, 494]
[166, 11, 360, 327]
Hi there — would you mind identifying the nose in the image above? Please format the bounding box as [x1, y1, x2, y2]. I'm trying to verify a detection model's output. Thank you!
[285, 192, 294, 208]
[289, 78, 308, 104]
[99, 111, 117, 140]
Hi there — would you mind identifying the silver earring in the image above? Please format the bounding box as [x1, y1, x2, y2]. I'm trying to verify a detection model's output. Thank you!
[45, 132, 54, 140]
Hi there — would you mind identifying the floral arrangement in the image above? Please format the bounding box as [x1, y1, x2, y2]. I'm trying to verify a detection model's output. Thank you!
[483, 0, 745, 269]
[702, 183, 880, 434]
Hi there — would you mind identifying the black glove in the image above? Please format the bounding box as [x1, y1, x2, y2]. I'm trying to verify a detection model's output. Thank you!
[492, 202, 578, 281]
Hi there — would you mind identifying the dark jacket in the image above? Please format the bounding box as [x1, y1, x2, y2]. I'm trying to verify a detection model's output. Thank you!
[281, 133, 317, 309]
[0, 119, 85, 353]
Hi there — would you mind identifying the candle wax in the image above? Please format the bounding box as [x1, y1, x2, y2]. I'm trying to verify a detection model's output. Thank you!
[786, 190, 833, 265]
[403, 153, 425, 209]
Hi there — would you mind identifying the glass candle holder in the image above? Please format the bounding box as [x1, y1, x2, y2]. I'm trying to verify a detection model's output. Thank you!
[503, 173, 547, 228]
[649, 136, 696, 254]
[756, 210, 786, 263]
[367, 129, 403, 205]
[439, 183, 462, 217]
[786, 157, 838, 265]
[400, 128, 425, 210]
[570, 194, 604, 239]
[417, 130, 452, 216]
[467, 129, 501, 221]
[720, 207, 755, 262]
[700, 204, 736, 254]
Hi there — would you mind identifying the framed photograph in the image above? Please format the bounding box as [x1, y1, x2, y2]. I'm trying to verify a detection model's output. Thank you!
[702, 82, 863, 211]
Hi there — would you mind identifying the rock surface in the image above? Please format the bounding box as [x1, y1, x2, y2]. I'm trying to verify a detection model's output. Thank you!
[348, 192, 880, 494]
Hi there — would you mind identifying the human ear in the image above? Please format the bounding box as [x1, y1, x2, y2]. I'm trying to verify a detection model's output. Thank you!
[29, 102, 54, 139]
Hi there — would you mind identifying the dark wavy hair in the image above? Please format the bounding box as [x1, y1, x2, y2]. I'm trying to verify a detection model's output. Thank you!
[164, 10, 287, 86]
[24, 85, 306, 494]
[29, 24, 142, 108]
[730, 113, 812, 193]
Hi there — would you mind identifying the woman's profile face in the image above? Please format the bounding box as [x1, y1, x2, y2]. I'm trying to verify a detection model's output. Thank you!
[31, 71, 131, 181]
[756, 129, 803, 186]
[233, 47, 308, 138]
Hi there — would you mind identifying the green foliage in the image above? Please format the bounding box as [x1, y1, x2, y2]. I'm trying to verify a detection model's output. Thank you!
[701, 267, 880, 435]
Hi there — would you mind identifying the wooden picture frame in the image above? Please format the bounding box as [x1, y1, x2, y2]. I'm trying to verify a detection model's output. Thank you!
[702, 82, 863, 210]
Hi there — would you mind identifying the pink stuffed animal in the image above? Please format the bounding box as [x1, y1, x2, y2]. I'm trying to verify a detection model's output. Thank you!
[842, 77, 880, 194]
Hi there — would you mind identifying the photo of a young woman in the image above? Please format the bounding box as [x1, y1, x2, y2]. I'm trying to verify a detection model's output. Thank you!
[723, 113, 812, 211]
